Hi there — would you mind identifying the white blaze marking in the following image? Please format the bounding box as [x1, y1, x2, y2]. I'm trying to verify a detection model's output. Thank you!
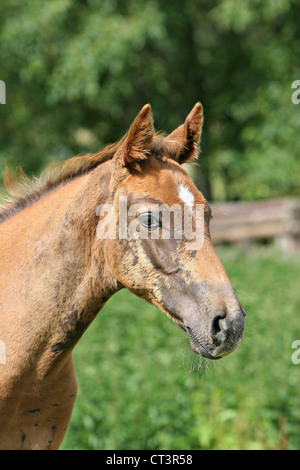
[178, 184, 194, 210]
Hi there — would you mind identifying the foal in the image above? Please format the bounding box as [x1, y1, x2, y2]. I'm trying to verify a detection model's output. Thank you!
[0, 103, 245, 449]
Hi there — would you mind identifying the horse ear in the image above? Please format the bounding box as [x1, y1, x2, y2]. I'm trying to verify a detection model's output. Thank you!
[112, 104, 155, 175]
[164, 102, 204, 164]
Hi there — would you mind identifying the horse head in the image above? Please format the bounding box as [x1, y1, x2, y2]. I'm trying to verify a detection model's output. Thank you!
[100, 103, 245, 360]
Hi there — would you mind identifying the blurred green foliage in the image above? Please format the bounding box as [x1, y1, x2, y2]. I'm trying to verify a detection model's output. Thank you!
[0, 0, 300, 201]
[61, 246, 300, 450]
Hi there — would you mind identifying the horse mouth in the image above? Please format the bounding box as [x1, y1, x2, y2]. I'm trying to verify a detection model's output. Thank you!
[185, 326, 222, 360]
[156, 304, 225, 360]
[165, 311, 222, 360]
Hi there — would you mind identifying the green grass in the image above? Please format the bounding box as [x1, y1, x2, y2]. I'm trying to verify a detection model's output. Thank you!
[61, 245, 300, 450]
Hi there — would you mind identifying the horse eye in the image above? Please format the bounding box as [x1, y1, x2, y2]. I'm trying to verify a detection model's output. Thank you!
[138, 213, 161, 231]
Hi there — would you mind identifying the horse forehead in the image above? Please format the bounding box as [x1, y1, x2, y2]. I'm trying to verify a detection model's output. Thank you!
[125, 165, 205, 206]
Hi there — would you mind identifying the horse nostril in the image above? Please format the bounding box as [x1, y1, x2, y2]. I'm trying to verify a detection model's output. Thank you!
[185, 325, 192, 336]
[211, 313, 227, 337]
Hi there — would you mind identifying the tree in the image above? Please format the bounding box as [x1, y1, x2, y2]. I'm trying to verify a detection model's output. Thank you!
[0, 0, 299, 201]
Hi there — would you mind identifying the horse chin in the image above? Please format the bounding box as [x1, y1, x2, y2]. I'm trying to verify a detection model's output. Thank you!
[188, 337, 222, 360]
[147, 299, 232, 361]
[161, 308, 221, 360]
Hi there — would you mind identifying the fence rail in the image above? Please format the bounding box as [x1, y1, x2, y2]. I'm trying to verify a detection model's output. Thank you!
[209, 198, 300, 253]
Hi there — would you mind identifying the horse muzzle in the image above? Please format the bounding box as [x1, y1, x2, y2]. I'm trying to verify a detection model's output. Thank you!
[185, 306, 246, 360]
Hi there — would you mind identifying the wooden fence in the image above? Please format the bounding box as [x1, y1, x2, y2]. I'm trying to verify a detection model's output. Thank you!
[209, 198, 300, 253]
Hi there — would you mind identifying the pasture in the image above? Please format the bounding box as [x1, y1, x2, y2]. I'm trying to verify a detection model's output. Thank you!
[62, 244, 300, 450]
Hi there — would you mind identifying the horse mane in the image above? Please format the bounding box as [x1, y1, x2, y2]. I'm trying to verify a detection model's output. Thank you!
[0, 131, 169, 224]
[0, 136, 127, 224]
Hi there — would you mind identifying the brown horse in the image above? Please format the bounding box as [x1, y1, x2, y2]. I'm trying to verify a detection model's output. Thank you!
[0, 103, 245, 450]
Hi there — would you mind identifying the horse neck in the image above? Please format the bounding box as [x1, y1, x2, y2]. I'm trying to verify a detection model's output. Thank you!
[0, 161, 119, 371]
